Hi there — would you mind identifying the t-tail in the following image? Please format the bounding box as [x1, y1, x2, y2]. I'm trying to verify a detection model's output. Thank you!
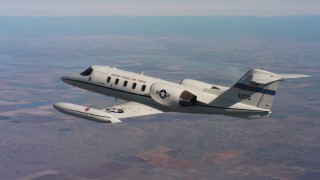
[216, 69, 310, 119]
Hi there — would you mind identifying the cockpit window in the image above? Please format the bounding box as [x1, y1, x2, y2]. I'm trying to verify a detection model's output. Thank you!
[80, 67, 93, 76]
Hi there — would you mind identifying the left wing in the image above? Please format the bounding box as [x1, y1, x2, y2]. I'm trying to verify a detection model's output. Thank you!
[101, 101, 164, 119]
[53, 101, 164, 124]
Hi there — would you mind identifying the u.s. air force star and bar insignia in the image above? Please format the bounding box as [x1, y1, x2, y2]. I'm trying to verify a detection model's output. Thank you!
[156, 89, 170, 99]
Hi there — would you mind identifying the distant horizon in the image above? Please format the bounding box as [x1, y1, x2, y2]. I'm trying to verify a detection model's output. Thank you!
[1, 16, 319, 42]
[1, 15, 320, 17]
[2, 1, 320, 17]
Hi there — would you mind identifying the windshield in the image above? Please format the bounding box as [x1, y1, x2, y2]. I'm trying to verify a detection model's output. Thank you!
[80, 67, 93, 76]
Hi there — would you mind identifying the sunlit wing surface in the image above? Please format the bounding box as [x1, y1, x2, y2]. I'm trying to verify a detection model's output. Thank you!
[53, 102, 164, 123]
[101, 101, 164, 119]
[53, 102, 122, 123]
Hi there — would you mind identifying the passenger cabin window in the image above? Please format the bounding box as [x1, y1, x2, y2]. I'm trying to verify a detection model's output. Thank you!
[80, 67, 93, 76]
[132, 83, 137, 89]
[123, 81, 128, 87]
[141, 85, 146, 91]
[106, 77, 111, 83]
[115, 78, 119, 85]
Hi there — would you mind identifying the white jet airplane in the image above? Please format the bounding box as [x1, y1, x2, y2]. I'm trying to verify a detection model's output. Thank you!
[53, 66, 309, 123]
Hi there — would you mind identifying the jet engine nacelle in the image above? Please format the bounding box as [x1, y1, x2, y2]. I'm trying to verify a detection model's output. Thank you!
[181, 79, 217, 90]
[181, 79, 229, 91]
[150, 83, 197, 107]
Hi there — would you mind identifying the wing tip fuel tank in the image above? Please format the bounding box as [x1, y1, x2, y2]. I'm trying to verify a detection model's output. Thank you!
[53, 102, 122, 123]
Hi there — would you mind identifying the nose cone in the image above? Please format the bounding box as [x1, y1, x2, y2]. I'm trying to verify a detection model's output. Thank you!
[61, 73, 80, 85]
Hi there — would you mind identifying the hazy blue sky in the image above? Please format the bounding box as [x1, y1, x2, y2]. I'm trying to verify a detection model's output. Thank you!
[1, 0, 320, 16]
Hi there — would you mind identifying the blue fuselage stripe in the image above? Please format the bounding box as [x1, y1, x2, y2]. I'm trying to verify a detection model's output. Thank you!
[234, 83, 276, 96]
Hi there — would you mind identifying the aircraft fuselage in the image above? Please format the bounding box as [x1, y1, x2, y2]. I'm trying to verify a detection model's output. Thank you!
[61, 66, 269, 118]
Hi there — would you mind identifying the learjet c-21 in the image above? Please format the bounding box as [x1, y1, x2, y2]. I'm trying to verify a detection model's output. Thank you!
[53, 66, 309, 123]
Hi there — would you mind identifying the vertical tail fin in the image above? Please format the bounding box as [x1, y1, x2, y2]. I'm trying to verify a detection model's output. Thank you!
[213, 69, 309, 119]
[222, 69, 283, 110]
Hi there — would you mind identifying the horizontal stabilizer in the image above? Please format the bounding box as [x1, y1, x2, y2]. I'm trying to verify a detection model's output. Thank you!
[279, 74, 311, 79]
[251, 71, 310, 85]
[101, 101, 164, 119]
[251, 73, 282, 84]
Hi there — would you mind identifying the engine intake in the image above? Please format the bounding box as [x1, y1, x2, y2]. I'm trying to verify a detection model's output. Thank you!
[150, 83, 197, 107]
[179, 90, 197, 106]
